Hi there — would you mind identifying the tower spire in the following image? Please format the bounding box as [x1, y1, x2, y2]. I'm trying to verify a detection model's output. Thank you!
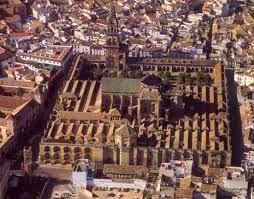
[110, 0, 115, 15]
[110, 0, 116, 14]
[108, 0, 118, 25]
[105, 0, 121, 71]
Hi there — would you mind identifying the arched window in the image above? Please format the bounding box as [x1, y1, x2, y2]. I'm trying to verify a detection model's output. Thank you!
[74, 147, 81, 153]
[53, 146, 60, 152]
[202, 153, 208, 165]
[53, 153, 60, 160]
[184, 151, 191, 159]
[44, 146, 50, 152]
[147, 150, 153, 166]
[84, 147, 91, 153]
[44, 153, 50, 160]
[85, 153, 91, 160]
[74, 154, 81, 160]
[107, 39, 111, 45]
[64, 147, 71, 153]
[64, 154, 71, 161]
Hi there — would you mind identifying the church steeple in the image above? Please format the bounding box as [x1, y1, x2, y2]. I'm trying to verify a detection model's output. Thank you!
[109, 0, 117, 22]
[107, 0, 119, 37]
[105, 0, 120, 71]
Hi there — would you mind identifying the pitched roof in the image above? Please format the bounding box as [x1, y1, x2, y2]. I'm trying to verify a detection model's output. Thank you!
[12, 99, 38, 115]
[101, 78, 139, 94]
[0, 47, 14, 62]
[0, 96, 30, 111]
[207, 168, 224, 178]
[58, 111, 103, 121]
[140, 74, 162, 87]
[147, 123, 157, 132]
[115, 125, 136, 139]
[174, 188, 193, 198]
[109, 108, 121, 116]
[201, 184, 217, 194]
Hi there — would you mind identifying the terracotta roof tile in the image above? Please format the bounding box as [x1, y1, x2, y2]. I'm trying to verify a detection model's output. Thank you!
[9, 31, 34, 38]
[0, 96, 29, 110]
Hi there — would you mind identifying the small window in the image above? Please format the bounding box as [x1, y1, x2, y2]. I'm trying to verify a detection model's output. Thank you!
[151, 103, 156, 112]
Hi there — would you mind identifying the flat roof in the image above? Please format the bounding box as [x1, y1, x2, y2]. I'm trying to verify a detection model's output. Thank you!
[18, 45, 71, 63]
[93, 178, 146, 190]
[129, 57, 218, 67]
[0, 79, 36, 88]
[103, 164, 148, 175]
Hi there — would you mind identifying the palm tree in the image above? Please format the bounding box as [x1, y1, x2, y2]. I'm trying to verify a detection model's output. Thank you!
[128, 70, 136, 78]
[93, 68, 103, 80]
[106, 55, 115, 72]
[204, 74, 212, 86]
[136, 70, 143, 78]
[177, 73, 185, 85]
[119, 68, 129, 78]
[102, 69, 110, 77]
[185, 74, 192, 85]
[196, 72, 203, 86]
[110, 71, 117, 78]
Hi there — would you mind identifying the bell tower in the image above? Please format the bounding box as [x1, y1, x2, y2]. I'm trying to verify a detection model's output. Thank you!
[105, 0, 120, 71]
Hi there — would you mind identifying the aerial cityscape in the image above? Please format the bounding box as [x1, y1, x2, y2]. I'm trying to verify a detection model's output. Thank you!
[1, 0, 254, 198]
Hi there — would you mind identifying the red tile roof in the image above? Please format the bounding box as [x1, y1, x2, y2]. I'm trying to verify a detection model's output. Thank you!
[0, 96, 30, 110]
[9, 32, 34, 38]
[0, 79, 36, 88]
[0, 47, 14, 62]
